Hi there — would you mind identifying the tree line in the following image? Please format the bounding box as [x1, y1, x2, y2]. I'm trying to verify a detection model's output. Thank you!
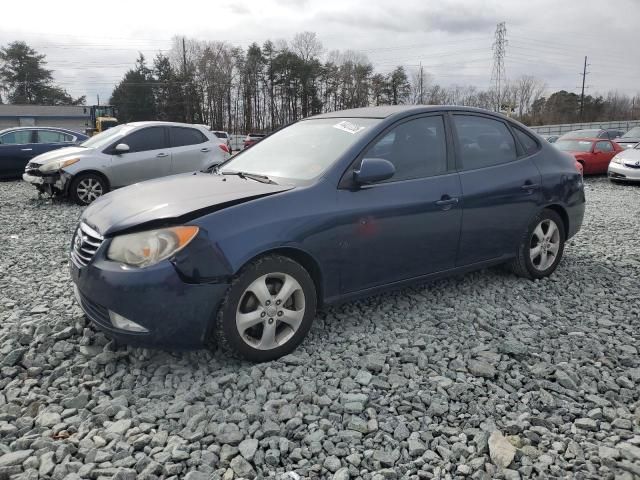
[1, 36, 639, 130]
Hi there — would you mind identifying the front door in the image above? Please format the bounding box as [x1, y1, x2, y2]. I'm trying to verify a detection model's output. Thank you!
[337, 114, 462, 293]
[592, 140, 616, 174]
[107, 126, 171, 187]
[0, 129, 36, 177]
[451, 113, 542, 266]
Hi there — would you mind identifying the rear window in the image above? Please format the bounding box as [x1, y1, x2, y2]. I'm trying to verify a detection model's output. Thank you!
[555, 140, 593, 152]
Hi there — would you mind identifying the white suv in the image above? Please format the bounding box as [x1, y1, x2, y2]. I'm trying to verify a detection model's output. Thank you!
[23, 122, 230, 205]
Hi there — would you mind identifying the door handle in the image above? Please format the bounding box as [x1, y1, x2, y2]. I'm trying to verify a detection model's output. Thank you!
[521, 182, 540, 192]
[156, 153, 169, 158]
[435, 196, 459, 210]
[21, 148, 33, 151]
[200, 148, 211, 152]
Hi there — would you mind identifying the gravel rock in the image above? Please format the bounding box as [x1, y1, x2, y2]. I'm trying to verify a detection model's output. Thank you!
[0, 178, 639, 479]
[489, 431, 516, 468]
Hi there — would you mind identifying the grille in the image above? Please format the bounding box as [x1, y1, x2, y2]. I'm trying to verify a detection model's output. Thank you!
[25, 163, 43, 176]
[71, 222, 104, 268]
[76, 289, 111, 327]
[624, 162, 640, 169]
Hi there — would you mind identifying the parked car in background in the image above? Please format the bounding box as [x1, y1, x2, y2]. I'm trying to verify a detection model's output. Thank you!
[608, 143, 640, 183]
[554, 138, 623, 174]
[614, 127, 640, 149]
[23, 122, 229, 204]
[243, 133, 266, 149]
[541, 134, 560, 143]
[70, 105, 584, 361]
[212, 130, 232, 154]
[0, 127, 87, 179]
[558, 128, 624, 141]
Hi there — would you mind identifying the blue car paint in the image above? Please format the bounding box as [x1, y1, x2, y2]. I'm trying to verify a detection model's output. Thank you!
[71, 106, 585, 348]
[0, 127, 88, 178]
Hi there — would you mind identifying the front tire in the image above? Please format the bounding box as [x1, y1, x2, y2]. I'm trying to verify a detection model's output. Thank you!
[509, 209, 566, 279]
[70, 173, 108, 205]
[212, 255, 317, 362]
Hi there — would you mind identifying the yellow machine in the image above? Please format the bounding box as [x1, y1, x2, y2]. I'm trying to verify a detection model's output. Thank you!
[86, 105, 118, 136]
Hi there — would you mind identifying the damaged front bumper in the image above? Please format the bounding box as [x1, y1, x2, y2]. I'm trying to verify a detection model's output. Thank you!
[22, 166, 72, 195]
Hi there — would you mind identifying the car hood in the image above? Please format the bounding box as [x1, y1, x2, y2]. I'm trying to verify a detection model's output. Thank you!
[82, 172, 294, 236]
[615, 137, 640, 144]
[613, 149, 640, 161]
[29, 146, 94, 165]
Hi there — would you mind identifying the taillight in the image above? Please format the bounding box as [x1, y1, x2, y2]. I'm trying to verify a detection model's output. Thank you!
[218, 144, 229, 154]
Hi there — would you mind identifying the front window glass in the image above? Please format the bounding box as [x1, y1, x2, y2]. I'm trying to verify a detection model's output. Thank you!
[555, 140, 593, 152]
[0, 130, 32, 144]
[222, 118, 380, 181]
[80, 124, 134, 150]
[364, 116, 447, 181]
[122, 127, 167, 153]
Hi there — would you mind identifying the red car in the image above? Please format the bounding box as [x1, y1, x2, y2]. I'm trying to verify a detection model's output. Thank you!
[554, 138, 624, 175]
[243, 133, 266, 149]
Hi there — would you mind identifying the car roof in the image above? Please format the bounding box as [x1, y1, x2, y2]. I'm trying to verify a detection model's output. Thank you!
[308, 105, 510, 120]
[558, 137, 600, 142]
[0, 126, 86, 136]
[125, 121, 210, 129]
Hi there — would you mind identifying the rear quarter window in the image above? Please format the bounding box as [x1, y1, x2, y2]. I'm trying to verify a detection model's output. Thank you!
[513, 128, 539, 156]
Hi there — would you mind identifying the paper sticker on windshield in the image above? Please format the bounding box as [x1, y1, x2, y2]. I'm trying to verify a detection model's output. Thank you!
[333, 120, 366, 134]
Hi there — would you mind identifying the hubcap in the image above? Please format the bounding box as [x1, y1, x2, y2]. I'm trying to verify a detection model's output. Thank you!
[236, 272, 305, 350]
[76, 178, 103, 204]
[529, 219, 560, 271]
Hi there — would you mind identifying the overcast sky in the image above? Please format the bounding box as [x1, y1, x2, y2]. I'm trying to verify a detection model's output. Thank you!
[1, 0, 638, 104]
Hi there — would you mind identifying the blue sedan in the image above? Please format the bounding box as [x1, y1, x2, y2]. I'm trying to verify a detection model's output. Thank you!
[0, 127, 87, 179]
[70, 106, 585, 361]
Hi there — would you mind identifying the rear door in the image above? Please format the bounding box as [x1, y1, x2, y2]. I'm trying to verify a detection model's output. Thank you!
[168, 126, 213, 173]
[452, 113, 542, 266]
[107, 126, 171, 187]
[0, 129, 36, 177]
[33, 129, 76, 156]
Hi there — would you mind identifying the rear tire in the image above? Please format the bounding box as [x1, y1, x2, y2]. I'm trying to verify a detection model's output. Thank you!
[69, 173, 108, 205]
[212, 255, 317, 362]
[509, 209, 566, 279]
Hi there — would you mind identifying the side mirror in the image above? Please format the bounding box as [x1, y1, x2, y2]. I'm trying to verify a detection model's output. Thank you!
[353, 158, 395, 185]
[114, 143, 130, 153]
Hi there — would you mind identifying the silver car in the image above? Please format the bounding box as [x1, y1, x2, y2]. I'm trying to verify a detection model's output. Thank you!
[608, 143, 640, 183]
[23, 121, 229, 205]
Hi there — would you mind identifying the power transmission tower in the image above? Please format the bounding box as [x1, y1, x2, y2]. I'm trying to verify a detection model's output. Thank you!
[490, 22, 507, 112]
[579, 56, 590, 122]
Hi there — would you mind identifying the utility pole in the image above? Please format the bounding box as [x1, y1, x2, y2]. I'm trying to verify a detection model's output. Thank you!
[579, 56, 589, 122]
[182, 37, 191, 122]
[490, 22, 507, 112]
[419, 62, 424, 104]
[97, 94, 100, 106]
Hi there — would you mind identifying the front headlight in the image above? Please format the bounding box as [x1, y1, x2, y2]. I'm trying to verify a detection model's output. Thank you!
[611, 155, 624, 165]
[39, 158, 80, 173]
[107, 226, 199, 268]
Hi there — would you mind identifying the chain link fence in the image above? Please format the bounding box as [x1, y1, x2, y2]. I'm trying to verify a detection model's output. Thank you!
[529, 120, 640, 136]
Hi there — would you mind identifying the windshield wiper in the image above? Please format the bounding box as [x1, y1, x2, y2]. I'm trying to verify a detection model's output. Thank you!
[219, 170, 277, 184]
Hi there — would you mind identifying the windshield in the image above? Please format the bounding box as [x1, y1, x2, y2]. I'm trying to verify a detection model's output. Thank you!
[555, 140, 593, 152]
[223, 118, 379, 181]
[80, 124, 133, 149]
[622, 127, 640, 138]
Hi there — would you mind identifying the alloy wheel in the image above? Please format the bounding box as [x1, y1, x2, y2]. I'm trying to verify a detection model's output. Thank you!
[529, 218, 560, 271]
[236, 272, 306, 350]
[76, 178, 103, 204]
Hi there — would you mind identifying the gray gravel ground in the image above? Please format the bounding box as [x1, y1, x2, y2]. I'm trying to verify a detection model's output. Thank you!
[0, 177, 639, 480]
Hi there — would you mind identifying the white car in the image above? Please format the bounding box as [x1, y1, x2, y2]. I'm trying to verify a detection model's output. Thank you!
[609, 143, 640, 183]
[23, 122, 230, 205]
[211, 130, 232, 154]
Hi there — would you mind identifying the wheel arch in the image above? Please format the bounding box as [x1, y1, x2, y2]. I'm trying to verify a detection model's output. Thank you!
[544, 204, 569, 240]
[67, 169, 111, 193]
[240, 246, 325, 307]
